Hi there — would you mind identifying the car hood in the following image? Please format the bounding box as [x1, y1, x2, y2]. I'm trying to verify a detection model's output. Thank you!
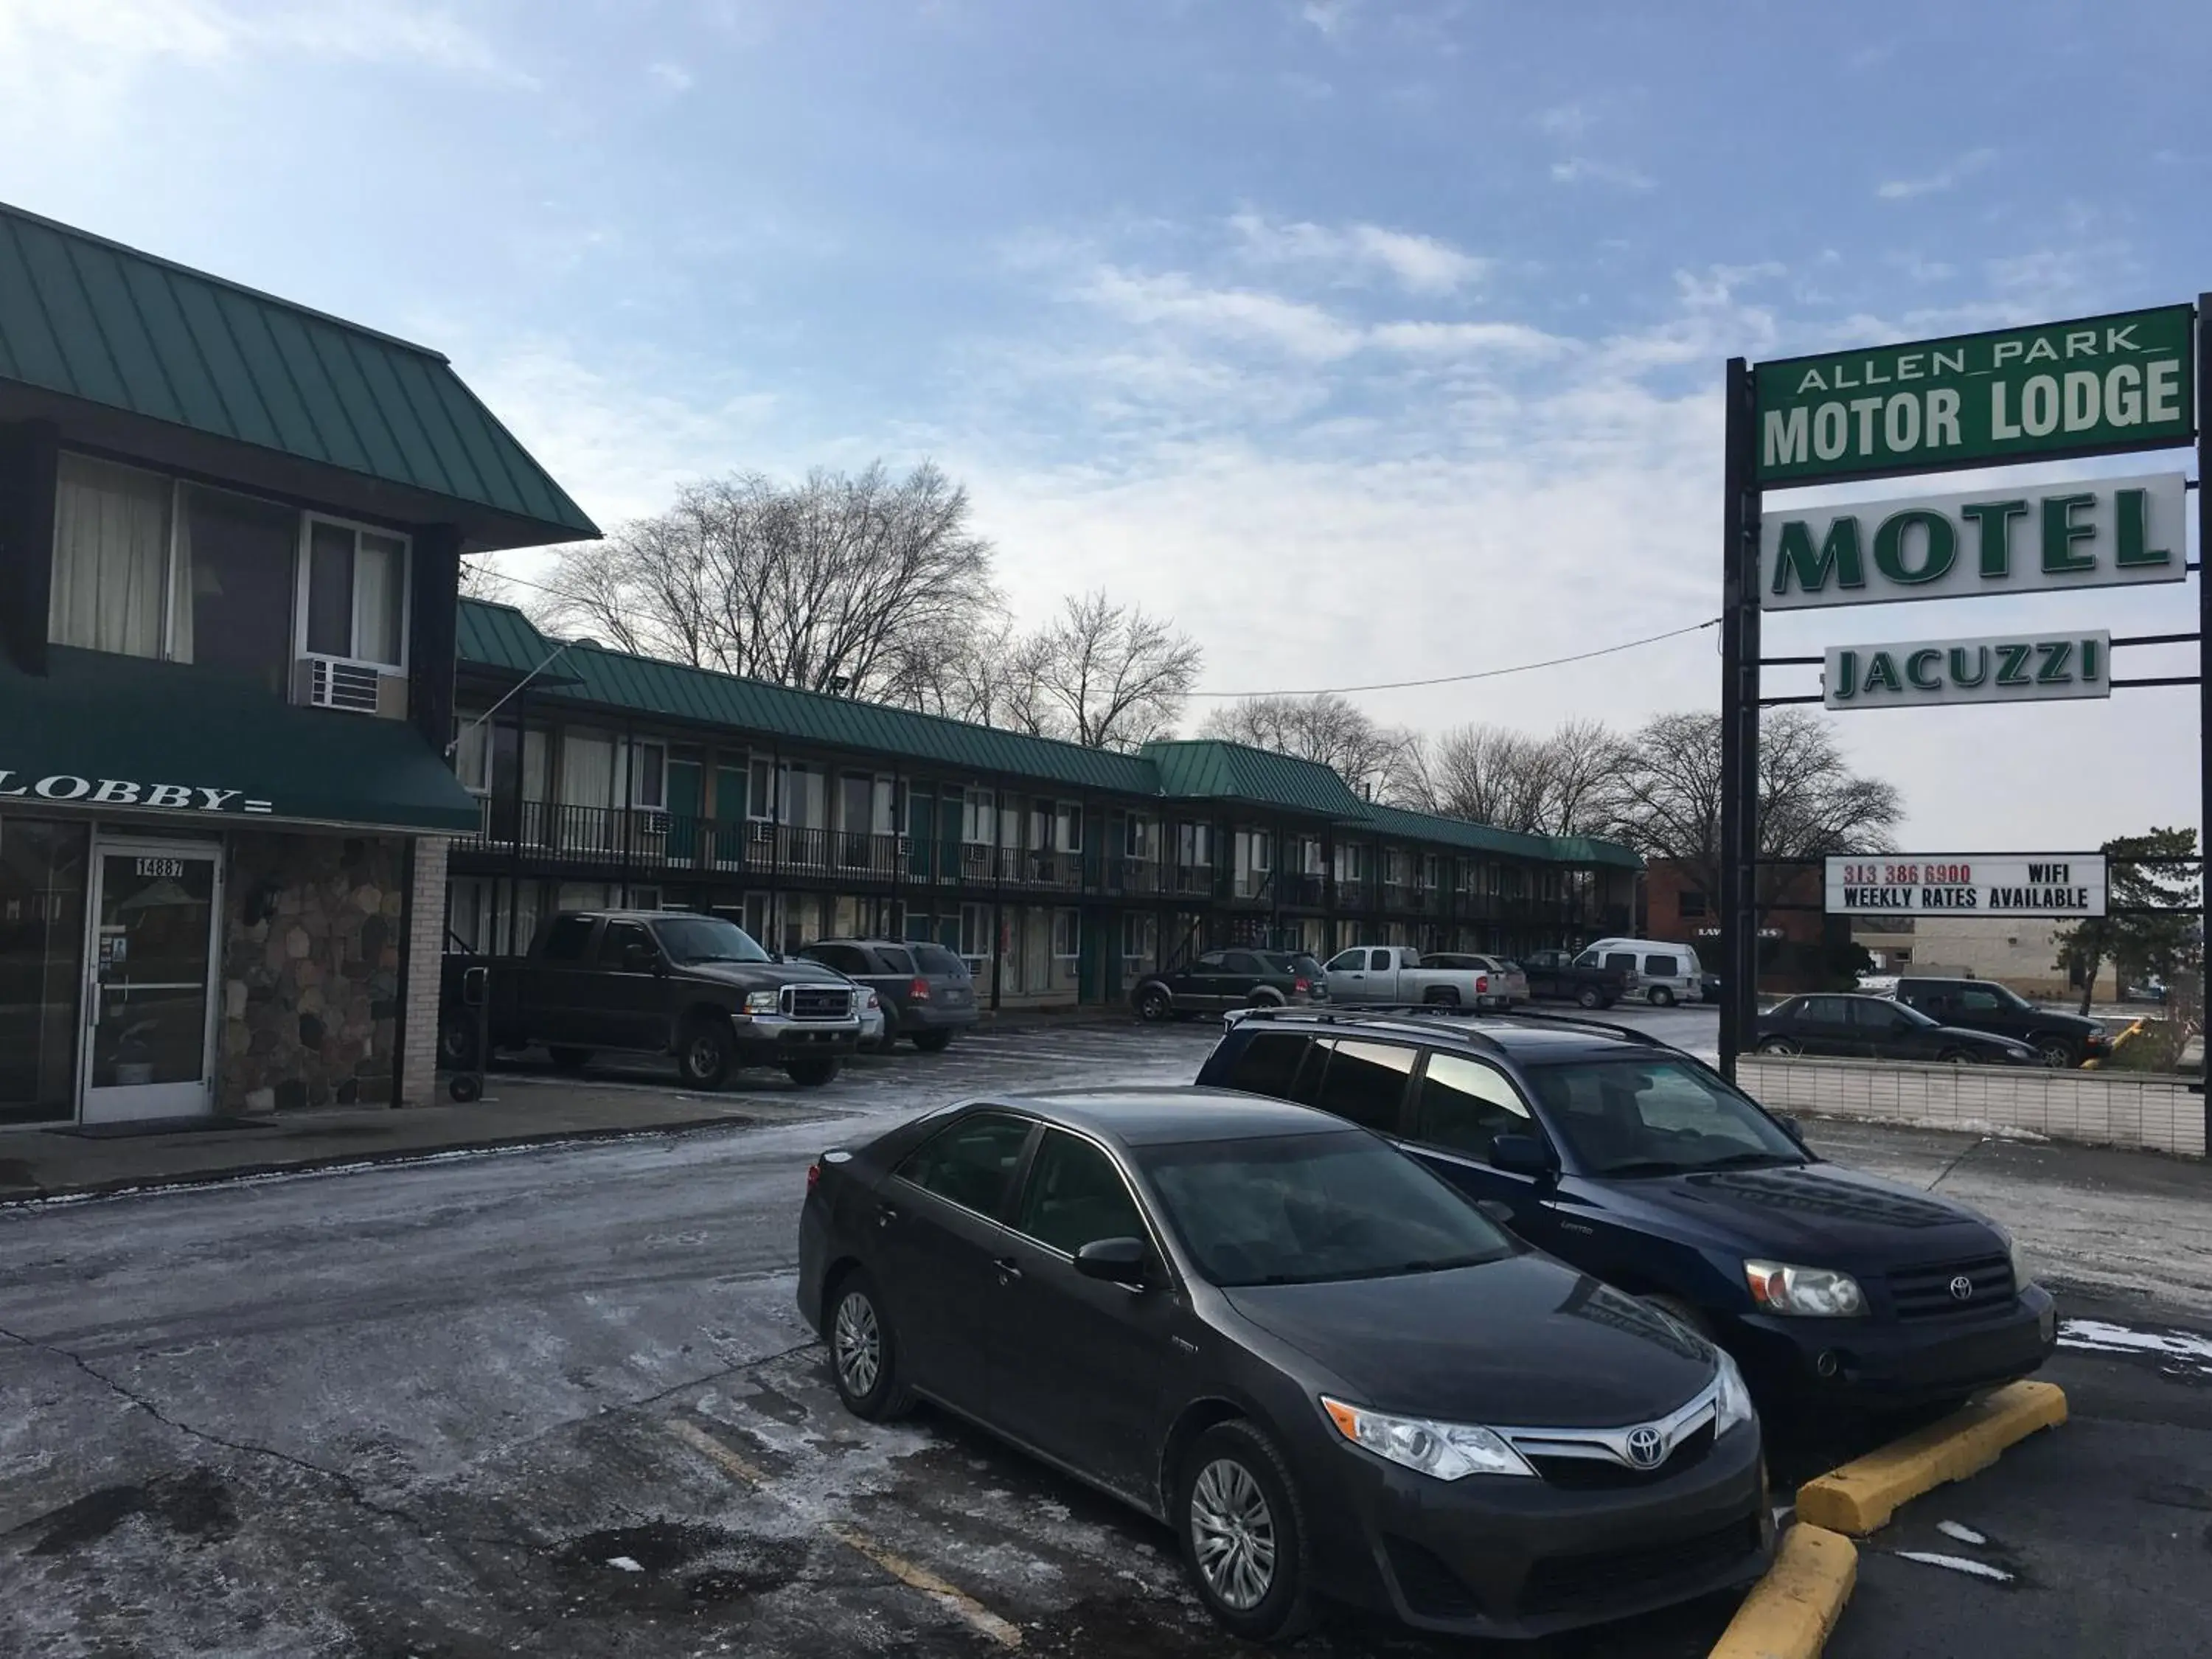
[1221, 1253, 1715, 1428]
[1934, 1024, 2035, 1054]
[1567, 1159, 2004, 1267]
[683, 959, 850, 990]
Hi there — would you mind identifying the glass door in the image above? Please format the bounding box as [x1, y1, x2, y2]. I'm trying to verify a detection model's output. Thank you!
[80, 840, 223, 1124]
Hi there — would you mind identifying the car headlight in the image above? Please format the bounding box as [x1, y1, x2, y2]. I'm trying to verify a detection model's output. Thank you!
[1744, 1259, 1866, 1318]
[743, 990, 781, 1015]
[864, 989, 880, 1010]
[1321, 1397, 1535, 1480]
[1712, 1349, 1755, 1435]
[1997, 1228, 2034, 1290]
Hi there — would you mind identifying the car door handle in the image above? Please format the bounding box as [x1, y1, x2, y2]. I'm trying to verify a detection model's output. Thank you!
[875, 1203, 899, 1229]
[992, 1256, 1023, 1283]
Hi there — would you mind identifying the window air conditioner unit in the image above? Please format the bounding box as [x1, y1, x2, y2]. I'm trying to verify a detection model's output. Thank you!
[296, 655, 407, 717]
[636, 810, 670, 835]
[896, 836, 912, 856]
[749, 821, 776, 844]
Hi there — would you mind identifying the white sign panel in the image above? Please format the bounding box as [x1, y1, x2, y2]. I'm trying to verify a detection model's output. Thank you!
[1761, 471, 2185, 611]
[1824, 855, 2107, 917]
[1825, 630, 2110, 711]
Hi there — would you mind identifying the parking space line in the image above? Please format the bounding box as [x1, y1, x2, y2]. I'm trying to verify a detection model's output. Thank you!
[827, 1523, 1025, 1649]
[1708, 1524, 1857, 1659]
[1795, 1381, 2067, 1536]
[665, 1415, 1023, 1648]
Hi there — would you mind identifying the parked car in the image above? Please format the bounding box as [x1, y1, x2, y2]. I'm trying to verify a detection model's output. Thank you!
[1197, 1009, 2057, 1418]
[1131, 949, 1326, 1020]
[799, 1088, 1770, 1641]
[1755, 994, 2036, 1065]
[1573, 939, 1704, 1007]
[438, 910, 858, 1088]
[1518, 948, 1627, 1009]
[1323, 945, 1500, 1009]
[1425, 953, 1529, 1005]
[799, 937, 980, 1051]
[1894, 976, 2111, 1069]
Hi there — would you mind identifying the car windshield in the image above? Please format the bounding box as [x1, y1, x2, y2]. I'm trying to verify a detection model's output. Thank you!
[912, 943, 967, 976]
[653, 917, 771, 965]
[1524, 1058, 1805, 1178]
[1260, 953, 1324, 977]
[1133, 1130, 1514, 1287]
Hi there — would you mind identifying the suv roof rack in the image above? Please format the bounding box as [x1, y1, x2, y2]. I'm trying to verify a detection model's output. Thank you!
[1223, 1004, 1672, 1051]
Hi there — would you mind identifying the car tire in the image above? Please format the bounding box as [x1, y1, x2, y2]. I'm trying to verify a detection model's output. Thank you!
[1247, 991, 1285, 1009]
[1756, 1036, 1801, 1057]
[1178, 1422, 1313, 1644]
[1576, 986, 1604, 1009]
[1649, 986, 1676, 1008]
[675, 1017, 733, 1088]
[911, 1029, 954, 1054]
[785, 1056, 841, 1088]
[1424, 987, 1461, 1006]
[1937, 1048, 1973, 1065]
[2034, 1039, 2075, 1069]
[548, 1046, 593, 1072]
[1639, 1293, 1716, 1339]
[825, 1270, 913, 1422]
[439, 1011, 481, 1070]
[1137, 984, 1174, 1023]
[447, 1071, 482, 1104]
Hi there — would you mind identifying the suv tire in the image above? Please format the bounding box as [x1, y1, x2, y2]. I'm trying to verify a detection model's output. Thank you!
[1648, 986, 1676, 1008]
[1178, 1422, 1313, 1643]
[2034, 1038, 2076, 1069]
[911, 1029, 954, 1053]
[1137, 984, 1174, 1022]
[1576, 986, 1604, 1009]
[785, 1055, 841, 1088]
[675, 1016, 734, 1088]
[439, 1011, 481, 1070]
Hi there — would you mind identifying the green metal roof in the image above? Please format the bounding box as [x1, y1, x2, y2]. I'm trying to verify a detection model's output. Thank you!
[0, 201, 598, 548]
[455, 600, 1638, 866]
[0, 647, 481, 832]
[1139, 740, 1368, 818]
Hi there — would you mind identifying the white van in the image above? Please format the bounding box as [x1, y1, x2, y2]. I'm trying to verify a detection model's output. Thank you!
[1574, 939, 1704, 1007]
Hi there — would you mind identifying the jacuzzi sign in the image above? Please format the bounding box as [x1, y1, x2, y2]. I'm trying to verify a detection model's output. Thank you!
[0, 771, 275, 813]
[1826, 630, 2110, 710]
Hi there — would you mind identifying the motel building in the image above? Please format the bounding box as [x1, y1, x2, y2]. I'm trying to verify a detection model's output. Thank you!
[0, 203, 595, 1127]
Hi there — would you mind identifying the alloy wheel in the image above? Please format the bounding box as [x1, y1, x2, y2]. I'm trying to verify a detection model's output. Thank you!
[832, 1291, 881, 1399]
[1189, 1458, 1276, 1612]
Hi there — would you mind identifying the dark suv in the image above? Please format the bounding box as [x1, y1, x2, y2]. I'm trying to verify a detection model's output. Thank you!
[1895, 977, 2110, 1068]
[799, 938, 979, 1051]
[1196, 1009, 2056, 1416]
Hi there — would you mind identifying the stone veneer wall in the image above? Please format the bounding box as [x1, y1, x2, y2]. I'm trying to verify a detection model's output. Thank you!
[399, 836, 448, 1109]
[218, 832, 406, 1113]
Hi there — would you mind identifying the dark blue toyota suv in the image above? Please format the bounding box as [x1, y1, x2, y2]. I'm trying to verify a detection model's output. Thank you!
[1197, 1009, 2058, 1416]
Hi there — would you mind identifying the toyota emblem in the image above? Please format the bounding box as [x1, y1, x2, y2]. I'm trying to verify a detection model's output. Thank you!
[1949, 1274, 1975, 1302]
[1624, 1425, 1665, 1468]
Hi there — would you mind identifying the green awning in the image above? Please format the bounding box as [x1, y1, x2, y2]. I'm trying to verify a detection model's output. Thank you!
[0, 647, 480, 833]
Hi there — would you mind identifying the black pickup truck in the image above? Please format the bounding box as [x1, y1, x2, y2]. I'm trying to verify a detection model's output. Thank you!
[438, 911, 860, 1088]
[1517, 947, 1628, 1009]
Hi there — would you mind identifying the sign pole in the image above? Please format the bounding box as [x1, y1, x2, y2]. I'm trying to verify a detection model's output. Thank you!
[1719, 359, 1759, 1081]
[2198, 295, 2210, 1142]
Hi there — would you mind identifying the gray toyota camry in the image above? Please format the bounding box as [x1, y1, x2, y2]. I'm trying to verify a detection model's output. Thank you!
[796, 1087, 1771, 1640]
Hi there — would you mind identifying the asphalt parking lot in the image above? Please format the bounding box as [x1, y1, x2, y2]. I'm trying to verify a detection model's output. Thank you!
[3, 1018, 2208, 1657]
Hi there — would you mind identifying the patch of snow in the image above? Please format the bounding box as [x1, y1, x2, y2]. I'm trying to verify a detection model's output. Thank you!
[1936, 1520, 1988, 1546]
[606, 1556, 643, 1573]
[1895, 1551, 2014, 1582]
[2058, 1318, 2212, 1377]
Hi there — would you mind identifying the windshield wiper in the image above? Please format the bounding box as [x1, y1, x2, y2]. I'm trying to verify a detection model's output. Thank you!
[1592, 1158, 1694, 1178]
[1696, 1150, 1805, 1170]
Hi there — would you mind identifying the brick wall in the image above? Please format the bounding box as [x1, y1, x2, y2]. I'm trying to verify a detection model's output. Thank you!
[398, 836, 449, 1108]
[1742, 1057, 2204, 1158]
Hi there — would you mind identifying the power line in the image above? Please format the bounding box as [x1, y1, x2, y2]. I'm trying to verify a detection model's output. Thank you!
[463, 556, 1719, 702]
[1183, 617, 1722, 699]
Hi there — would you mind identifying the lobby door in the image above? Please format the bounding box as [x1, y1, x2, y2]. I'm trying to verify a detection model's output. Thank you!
[80, 838, 223, 1124]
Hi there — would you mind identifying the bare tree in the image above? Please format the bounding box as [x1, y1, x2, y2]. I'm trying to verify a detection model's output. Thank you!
[456, 555, 518, 607]
[1029, 591, 1203, 751]
[1607, 708, 1903, 902]
[1393, 723, 1559, 833]
[537, 461, 998, 698]
[1537, 717, 1625, 837]
[1198, 693, 1412, 798]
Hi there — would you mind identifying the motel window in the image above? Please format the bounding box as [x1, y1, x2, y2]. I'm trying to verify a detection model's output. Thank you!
[452, 716, 493, 795]
[630, 742, 667, 810]
[1678, 890, 1709, 918]
[49, 454, 173, 659]
[301, 517, 409, 669]
[1053, 909, 1079, 959]
[959, 903, 993, 966]
[963, 789, 995, 845]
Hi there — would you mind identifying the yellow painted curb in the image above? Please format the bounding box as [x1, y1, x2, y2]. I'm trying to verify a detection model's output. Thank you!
[1709, 1524, 1857, 1659]
[1795, 1380, 2067, 1536]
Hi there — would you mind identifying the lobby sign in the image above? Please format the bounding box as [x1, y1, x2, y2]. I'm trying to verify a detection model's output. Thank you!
[0, 770, 275, 814]
[1755, 305, 2195, 486]
[1825, 630, 2110, 710]
[1824, 855, 2107, 918]
[1761, 471, 2185, 611]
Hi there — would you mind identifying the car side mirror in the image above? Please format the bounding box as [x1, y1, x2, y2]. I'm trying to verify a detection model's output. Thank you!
[1488, 1134, 1554, 1180]
[1074, 1237, 1151, 1286]
[1778, 1116, 1809, 1147]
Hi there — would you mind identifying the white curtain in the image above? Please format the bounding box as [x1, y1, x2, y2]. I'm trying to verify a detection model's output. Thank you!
[560, 732, 615, 806]
[49, 455, 170, 658]
[355, 534, 405, 665]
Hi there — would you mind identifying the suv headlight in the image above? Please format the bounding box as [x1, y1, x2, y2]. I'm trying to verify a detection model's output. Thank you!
[1321, 1397, 1535, 1480]
[743, 990, 781, 1015]
[1997, 1227, 2033, 1290]
[1744, 1259, 1866, 1318]
[1712, 1349, 1755, 1435]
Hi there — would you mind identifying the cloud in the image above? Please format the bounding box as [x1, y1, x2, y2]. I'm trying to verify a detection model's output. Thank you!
[1077, 265, 1366, 361]
[1876, 146, 1997, 200]
[1535, 102, 1589, 138]
[1550, 157, 1655, 190]
[1228, 212, 1490, 294]
[1298, 0, 1357, 36]
[647, 60, 694, 91]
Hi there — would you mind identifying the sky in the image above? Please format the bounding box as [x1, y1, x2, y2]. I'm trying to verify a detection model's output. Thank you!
[1, 0, 2205, 849]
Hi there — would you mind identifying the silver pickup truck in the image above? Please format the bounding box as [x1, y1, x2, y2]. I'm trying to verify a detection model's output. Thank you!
[1321, 945, 1505, 1009]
